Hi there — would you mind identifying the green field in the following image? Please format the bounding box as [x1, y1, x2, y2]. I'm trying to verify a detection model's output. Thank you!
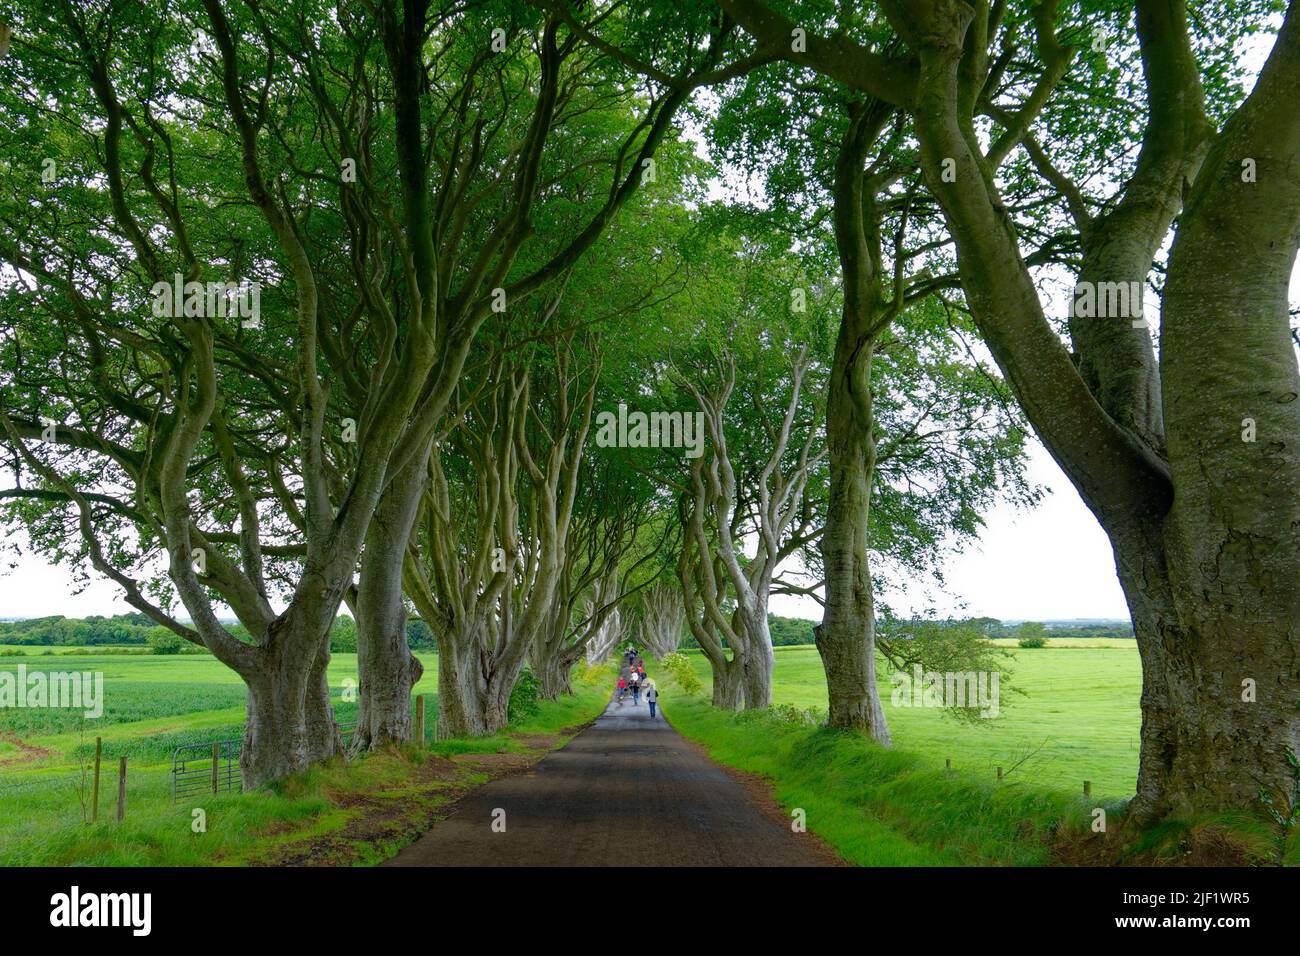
[0, 649, 615, 866]
[683, 642, 1143, 800]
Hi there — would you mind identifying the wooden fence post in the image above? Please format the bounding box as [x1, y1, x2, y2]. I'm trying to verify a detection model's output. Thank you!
[945, 757, 951, 770]
[1084, 780, 1092, 798]
[415, 695, 425, 745]
[116, 757, 127, 822]
[91, 737, 102, 823]
[996, 766, 1003, 781]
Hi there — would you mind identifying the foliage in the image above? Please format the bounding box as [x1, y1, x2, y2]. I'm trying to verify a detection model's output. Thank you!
[1016, 622, 1049, 649]
[507, 667, 543, 724]
[0, 614, 154, 646]
[659, 651, 702, 695]
[144, 626, 183, 655]
[329, 616, 358, 654]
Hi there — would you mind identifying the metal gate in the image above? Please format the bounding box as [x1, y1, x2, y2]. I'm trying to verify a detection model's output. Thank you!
[171, 739, 241, 802]
[171, 721, 358, 802]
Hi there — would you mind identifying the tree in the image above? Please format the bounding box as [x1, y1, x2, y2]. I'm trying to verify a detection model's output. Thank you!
[636, 584, 686, 659]
[676, 345, 826, 709]
[145, 626, 184, 655]
[721, 0, 1300, 818]
[707, 43, 1035, 738]
[1015, 621, 1048, 649]
[347, 0, 741, 749]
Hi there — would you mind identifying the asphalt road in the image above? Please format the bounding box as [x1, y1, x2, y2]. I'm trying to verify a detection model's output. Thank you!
[383, 695, 833, 867]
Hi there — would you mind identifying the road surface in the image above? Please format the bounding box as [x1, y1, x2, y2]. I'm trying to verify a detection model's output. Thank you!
[384, 695, 834, 866]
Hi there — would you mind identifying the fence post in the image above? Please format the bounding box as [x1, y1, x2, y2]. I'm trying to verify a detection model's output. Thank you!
[92, 737, 102, 823]
[415, 695, 425, 745]
[1084, 780, 1092, 798]
[212, 742, 220, 794]
[996, 766, 1003, 781]
[945, 757, 951, 770]
[116, 757, 127, 822]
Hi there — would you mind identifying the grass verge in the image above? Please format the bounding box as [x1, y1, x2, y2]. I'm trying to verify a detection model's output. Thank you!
[663, 695, 1295, 867]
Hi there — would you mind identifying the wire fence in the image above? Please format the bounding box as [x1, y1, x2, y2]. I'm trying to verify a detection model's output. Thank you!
[4, 716, 373, 811]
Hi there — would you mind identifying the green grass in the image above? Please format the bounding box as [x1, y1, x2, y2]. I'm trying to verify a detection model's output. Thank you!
[664, 698, 1092, 865]
[679, 643, 1142, 799]
[664, 644, 1295, 866]
[0, 651, 605, 866]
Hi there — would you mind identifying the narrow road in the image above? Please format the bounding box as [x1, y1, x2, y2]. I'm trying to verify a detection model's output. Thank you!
[384, 696, 834, 867]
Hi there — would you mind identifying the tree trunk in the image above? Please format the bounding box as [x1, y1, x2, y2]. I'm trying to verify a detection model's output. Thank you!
[435, 625, 526, 738]
[710, 655, 746, 710]
[482, 675, 514, 735]
[817, 257, 890, 739]
[737, 610, 775, 710]
[240, 630, 340, 789]
[353, 453, 427, 752]
[812, 100, 893, 740]
[530, 611, 576, 700]
[304, 631, 344, 763]
[535, 651, 574, 699]
[436, 637, 490, 739]
[352, 593, 422, 753]
[1153, 24, 1300, 814]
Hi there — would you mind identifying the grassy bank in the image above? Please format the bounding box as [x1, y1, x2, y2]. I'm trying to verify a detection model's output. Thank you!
[663, 650, 1293, 866]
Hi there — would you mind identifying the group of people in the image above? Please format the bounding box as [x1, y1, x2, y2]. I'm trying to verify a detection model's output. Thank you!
[615, 647, 660, 718]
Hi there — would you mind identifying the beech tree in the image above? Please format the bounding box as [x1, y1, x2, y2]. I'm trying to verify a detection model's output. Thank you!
[346, 0, 745, 748]
[635, 583, 686, 659]
[0, 0, 481, 785]
[675, 343, 827, 710]
[708, 51, 1036, 737]
[722, 0, 1300, 819]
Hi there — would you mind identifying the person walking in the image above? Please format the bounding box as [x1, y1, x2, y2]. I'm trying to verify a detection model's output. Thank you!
[616, 676, 627, 705]
[630, 669, 641, 705]
[646, 681, 659, 719]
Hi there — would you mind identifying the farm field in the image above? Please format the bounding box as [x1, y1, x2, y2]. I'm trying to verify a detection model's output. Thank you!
[680, 642, 1143, 800]
[0, 649, 456, 865]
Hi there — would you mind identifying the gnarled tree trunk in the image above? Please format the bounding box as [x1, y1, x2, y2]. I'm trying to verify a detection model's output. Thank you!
[241, 625, 341, 789]
[352, 453, 428, 753]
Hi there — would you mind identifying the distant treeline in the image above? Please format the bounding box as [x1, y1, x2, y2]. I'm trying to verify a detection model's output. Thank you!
[677, 614, 1135, 649]
[0, 611, 1132, 652]
[0, 613, 158, 645]
[967, 618, 1135, 640]
[0, 613, 433, 653]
